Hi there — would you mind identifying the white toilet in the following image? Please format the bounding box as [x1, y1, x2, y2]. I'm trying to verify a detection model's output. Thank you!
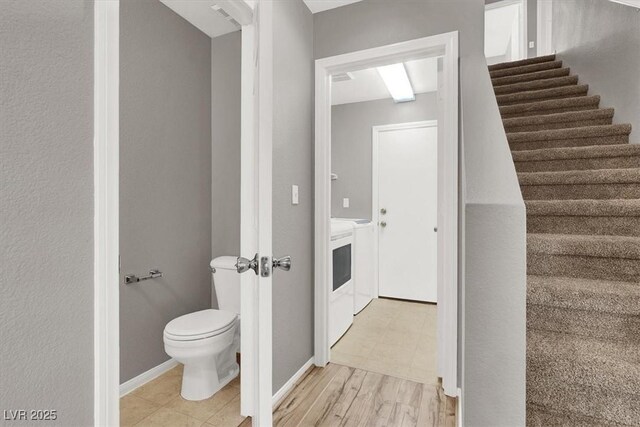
[163, 256, 240, 401]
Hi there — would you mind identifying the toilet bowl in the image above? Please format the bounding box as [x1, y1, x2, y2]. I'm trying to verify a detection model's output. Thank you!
[163, 256, 240, 401]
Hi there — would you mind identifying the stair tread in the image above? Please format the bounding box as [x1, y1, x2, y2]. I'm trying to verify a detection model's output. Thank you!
[492, 67, 571, 87]
[500, 95, 600, 116]
[526, 199, 640, 216]
[527, 232, 640, 259]
[488, 54, 557, 71]
[513, 144, 640, 162]
[528, 329, 640, 397]
[494, 75, 579, 95]
[496, 84, 588, 105]
[519, 167, 640, 185]
[527, 403, 627, 427]
[503, 108, 615, 128]
[528, 274, 640, 315]
[490, 60, 563, 79]
[508, 124, 631, 143]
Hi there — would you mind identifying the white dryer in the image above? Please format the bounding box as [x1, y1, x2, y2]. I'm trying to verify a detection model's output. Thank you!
[329, 219, 354, 346]
[335, 218, 376, 314]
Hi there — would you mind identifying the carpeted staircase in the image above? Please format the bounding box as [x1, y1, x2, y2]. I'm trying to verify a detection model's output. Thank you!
[489, 54, 640, 426]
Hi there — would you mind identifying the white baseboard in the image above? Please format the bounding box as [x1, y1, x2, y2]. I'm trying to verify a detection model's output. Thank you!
[272, 357, 315, 408]
[120, 358, 179, 397]
[457, 387, 463, 427]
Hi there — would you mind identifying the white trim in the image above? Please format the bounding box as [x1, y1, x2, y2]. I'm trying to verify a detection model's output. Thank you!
[609, 0, 640, 9]
[371, 120, 438, 298]
[94, 1, 119, 426]
[456, 387, 463, 427]
[119, 359, 179, 397]
[271, 358, 315, 408]
[314, 33, 459, 399]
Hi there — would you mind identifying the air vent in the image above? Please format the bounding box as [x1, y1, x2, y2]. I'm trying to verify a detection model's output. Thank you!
[212, 5, 240, 27]
[332, 72, 355, 83]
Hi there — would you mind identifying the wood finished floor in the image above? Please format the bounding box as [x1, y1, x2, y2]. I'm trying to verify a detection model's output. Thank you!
[273, 363, 456, 426]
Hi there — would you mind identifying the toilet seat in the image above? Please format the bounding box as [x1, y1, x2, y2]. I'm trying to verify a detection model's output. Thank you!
[164, 309, 237, 341]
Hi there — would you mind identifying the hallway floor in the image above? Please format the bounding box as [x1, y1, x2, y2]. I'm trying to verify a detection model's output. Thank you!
[120, 365, 245, 427]
[331, 297, 438, 384]
[273, 363, 455, 426]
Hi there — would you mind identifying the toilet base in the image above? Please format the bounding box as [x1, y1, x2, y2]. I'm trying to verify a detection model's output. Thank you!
[181, 360, 239, 401]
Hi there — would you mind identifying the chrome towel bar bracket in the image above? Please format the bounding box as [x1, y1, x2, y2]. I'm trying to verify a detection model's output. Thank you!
[124, 269, 163, 285]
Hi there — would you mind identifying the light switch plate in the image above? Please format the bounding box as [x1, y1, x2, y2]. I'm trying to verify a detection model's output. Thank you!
[529, 41, 535, 49]
[292, 185, 299, 205]
[343, 198, 350, 208]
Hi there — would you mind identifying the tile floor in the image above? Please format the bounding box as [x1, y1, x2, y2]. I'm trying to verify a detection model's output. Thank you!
[120, 365, 245, 427]
[330, 297, 438, 384]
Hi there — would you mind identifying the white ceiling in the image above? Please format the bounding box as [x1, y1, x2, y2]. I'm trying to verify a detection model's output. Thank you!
[484, 3, 519, 58]
[160, 0, 240, 38]
[331, 57, 439, 106]
[161, 0, 364, 39]
[303, 0, 363, 14]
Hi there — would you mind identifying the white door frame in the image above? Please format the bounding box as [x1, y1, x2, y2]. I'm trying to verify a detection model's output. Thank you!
[486, 0, 528, 62]
[93, 1, 272, 425]
[371, 120, 438, 300]
[314, 31, 459, 397]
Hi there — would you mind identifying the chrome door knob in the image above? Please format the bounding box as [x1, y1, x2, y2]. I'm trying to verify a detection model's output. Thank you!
[380, 208, 387, 215]
[380, 221, 387, 228]
[236, 254, 259, 275]
[272, 255, 292, 272]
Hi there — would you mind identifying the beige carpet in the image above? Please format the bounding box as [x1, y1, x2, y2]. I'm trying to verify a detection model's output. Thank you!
[490, 54, 639, 426]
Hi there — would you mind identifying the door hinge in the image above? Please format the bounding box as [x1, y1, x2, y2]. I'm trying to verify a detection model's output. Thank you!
[260, 256, 271, 277]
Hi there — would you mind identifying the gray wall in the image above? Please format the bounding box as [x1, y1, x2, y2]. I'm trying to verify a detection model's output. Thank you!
[272, 0, 315, 393]
[315, 1, 526, 424]
[0, 1, 94, 425]
[211, 31, 242, 282]
[331, 93, 438, 219]
[119, 0, 212, 383]
[552, 0, 640, 137]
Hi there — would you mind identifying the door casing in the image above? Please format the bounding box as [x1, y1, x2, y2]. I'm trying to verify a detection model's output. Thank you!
[314, 31, 459, 397]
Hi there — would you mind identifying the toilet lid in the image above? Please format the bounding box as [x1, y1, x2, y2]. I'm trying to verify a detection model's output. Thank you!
[164, 309, 237, 340]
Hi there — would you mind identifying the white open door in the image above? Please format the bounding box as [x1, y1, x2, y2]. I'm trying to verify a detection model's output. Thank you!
[238, 1, 273, 425]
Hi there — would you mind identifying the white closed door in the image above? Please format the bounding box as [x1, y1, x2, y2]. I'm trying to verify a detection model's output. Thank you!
[376, 123, 438, 302]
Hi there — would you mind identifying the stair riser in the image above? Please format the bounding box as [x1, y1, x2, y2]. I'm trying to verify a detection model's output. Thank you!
[505, 118, 612, 133]
[515, 155, 640, 172]
[522, 183, 640, 200]
[497, 87, 589, 107]
[528, 253, 640, 282]
[501, 104, 598, 119]
[493, 76, 579, 95]
[490, 61, 562, 79]
[488, 54, 556, 72]
[528, 215, 640, 237]
[528, 305, 640, 345]
[492, 68, 571, 87]
[510, 135, 629, 151]
[527, 377, 640, 425]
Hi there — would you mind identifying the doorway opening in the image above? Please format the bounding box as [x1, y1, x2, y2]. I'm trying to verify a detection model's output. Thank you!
[94, 0, 275, 425]
[485, 0, 528, 65]
[314, 32, 459, 399]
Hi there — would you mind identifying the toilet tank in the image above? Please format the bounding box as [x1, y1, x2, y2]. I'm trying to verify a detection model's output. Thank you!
[211, 256, 241, 314]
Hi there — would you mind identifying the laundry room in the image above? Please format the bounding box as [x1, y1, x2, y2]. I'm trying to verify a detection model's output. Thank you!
[326, 57, 443, 384]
